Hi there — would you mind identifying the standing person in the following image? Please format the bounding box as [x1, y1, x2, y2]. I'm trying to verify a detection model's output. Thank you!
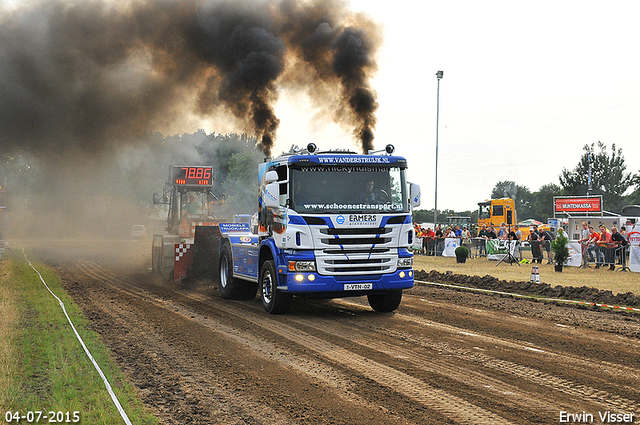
[486, 225, 498, 255]
[539, 228, 554, 264]
[505, 228, 519, 262]
[625, 220, 634, 234]
[577, 222, 591, 267]
[596, 224, 613, 269]
[435, 225, 444, 257]
[619, 225, 628, 240]
[414, 224, 424, 255]
[611, 226, 628, 270]
[461, 226, 472, 253]
[487, 225, 497, 239]
[498, 223, 507, 238]
[478, 224, 489, 256]
[586, 226, 600, 264]
[513, 225, 523, 260]
[532, 224, 541, 237]
[454, 225, 462, 240]
[425, 227, 436, 256]
[514, 225, 522, 242]
[527, 228, 542, 263]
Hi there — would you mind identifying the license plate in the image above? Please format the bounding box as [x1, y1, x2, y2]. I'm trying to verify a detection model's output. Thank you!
[344, 283, 373, 291]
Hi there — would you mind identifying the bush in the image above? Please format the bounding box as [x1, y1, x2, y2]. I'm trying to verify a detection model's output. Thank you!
[454, 246, 470, 257]
[551, 228, 570, 265]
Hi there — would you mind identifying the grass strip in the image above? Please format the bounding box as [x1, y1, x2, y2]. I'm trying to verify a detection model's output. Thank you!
[0, 251, 158, 425]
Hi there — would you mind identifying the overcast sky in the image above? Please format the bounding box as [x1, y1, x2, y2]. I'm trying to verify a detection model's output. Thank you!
[274, 0, 640, 213]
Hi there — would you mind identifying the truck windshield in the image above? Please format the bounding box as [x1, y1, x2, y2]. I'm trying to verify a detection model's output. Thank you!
[290, 165, 408, 213]
[478, 203, 491, 220]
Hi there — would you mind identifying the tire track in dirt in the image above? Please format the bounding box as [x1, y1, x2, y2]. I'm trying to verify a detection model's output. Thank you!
[280, 312, 565, 416]
[332, 299, 640, 414]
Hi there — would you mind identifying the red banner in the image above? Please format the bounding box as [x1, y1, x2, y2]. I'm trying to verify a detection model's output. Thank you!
[554, 196, 601, 213]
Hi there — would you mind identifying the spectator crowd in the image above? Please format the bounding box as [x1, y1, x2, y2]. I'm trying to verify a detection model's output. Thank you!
[412, 220, 634, 269]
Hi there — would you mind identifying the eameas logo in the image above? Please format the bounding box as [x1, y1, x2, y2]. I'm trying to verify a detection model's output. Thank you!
[349, 214, 377, 222]
[334, 214, 379, 226]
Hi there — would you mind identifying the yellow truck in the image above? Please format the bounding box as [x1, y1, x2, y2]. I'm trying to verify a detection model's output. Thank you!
[477, 198, 516, 229]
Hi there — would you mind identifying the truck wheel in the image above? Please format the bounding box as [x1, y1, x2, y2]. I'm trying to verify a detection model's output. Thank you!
[260, 260, 292, 314]
[219, 243, 257, 300]
[367, 289, 403, 312]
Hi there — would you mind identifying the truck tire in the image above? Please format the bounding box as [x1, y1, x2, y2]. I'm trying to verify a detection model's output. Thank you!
[260, 260, 292, 314]
[367, 289, 403, 312]
[219, 243, 258, 300]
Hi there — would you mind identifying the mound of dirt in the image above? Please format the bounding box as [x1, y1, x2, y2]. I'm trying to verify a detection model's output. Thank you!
[415, 269, 640, 308]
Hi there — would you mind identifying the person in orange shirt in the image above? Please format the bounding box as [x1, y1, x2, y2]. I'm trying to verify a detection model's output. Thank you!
[425, 227, 436, 256]
[596, 224, 614, 269]
[586, 226, 600, 264]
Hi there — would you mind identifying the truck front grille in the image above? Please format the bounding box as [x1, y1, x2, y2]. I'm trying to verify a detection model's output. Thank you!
[315, 251, 396, 275]
[322, 248, 389, 254]
[321, 237, 392, 245]
[310, 224, 400, 275]
[323, 258, 388, 273]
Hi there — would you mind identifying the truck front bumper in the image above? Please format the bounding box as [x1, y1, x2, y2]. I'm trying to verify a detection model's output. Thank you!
[278, 268, 414, 294]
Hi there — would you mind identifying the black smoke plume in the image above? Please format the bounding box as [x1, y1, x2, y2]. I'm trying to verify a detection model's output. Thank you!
[0, 0, 381, 157]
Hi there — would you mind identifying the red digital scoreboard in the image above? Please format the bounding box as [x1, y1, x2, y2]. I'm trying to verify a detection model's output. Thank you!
[171, 166, 213, 187]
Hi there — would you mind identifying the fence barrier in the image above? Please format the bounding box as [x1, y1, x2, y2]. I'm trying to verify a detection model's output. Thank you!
[411, 237, 638, 272]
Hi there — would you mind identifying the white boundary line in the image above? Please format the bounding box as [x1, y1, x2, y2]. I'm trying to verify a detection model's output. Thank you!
[22, 249, 132, 425]
[416, 279, 640, 313]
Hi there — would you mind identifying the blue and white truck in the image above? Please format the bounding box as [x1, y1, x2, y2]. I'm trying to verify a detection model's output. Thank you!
[172, 144, 421, 314]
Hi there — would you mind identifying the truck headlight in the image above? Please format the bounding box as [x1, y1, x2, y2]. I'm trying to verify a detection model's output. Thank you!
[288, 260, 317, 272]
[397, 257, 413, 268]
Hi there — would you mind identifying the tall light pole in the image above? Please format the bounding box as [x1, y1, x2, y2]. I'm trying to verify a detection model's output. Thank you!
[587, 152, 593, 196]
[434, 70, 443, 226]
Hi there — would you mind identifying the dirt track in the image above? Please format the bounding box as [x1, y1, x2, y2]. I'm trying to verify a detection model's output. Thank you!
[29, 239, 640, 424]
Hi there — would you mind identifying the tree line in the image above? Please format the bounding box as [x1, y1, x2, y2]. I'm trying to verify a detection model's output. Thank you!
[414, 142, 640, 224]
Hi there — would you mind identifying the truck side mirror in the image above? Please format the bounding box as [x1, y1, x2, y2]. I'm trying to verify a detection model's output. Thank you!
[264, 170, 279, 184]
[263, 182, 280, 208]
[409, 183, 421, 208]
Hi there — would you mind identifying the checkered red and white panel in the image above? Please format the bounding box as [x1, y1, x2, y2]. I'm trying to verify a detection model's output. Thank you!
[175, 244, 191, 262]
